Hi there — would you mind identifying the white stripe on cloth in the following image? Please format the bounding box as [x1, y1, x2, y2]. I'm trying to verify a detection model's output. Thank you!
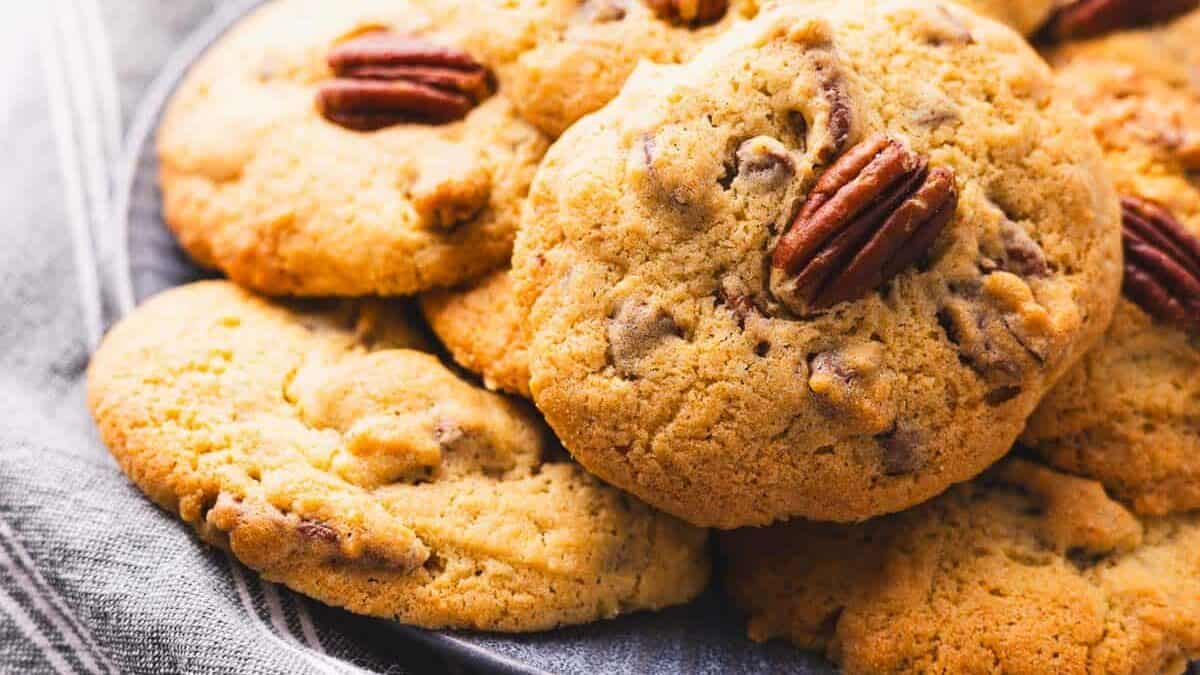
[0, 519, 114, 674]
[260, 576, 380, 675]
[293, 596, 329, 657]
[0, 583, 78, 675]
[227, 555, 366, 675]
[38, 2, 104, 350]
[76, 0, 122, 167]
[51, 0, 113, 254]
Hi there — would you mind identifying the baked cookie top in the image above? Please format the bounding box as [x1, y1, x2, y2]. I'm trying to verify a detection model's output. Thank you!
[1023, 11, 1200, 515]
[157, 0, 549, 297]
[421, 269, 533, 398]
[87, 281, 709, 631]
[721, 458, 1200, 675]
[512, 0, 1122, 527]
[424, 0, 759, 138]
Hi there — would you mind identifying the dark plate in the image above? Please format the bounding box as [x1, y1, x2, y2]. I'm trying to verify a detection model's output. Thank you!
[107, 2, 834, 673]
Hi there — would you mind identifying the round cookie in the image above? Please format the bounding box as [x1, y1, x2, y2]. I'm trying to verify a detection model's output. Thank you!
[1023, 13, 1200, 516]
[87, 281, 709, 631]
[721, 458, 1200, 675]
[421, 269, 533, 398]
[512, 0, 1123, 527]
[158, 0, 549, 297]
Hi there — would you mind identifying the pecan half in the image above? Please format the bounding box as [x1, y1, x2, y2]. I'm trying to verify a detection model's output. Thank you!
[318, 33, 492, 131]
[1121, 196, 1200, 334]
[1040, 0, 1198, 42]
[643, 0, 728, 26]
[770, 134, 958, 316]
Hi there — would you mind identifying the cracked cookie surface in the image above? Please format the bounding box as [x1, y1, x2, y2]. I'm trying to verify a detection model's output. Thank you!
[86, 281, 709, 631]
[1024, 11, 1200, 516]
[157, 0, 549, 297]
[423, 0, 759, 138]
[513, 0, 1122, 527]
[427, 0, 1056, 140]
[721, 458, 1200, 675]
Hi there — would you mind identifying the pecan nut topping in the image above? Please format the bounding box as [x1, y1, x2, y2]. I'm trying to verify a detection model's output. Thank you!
[1121, 196, 1200, 333]
[770, 134, 958, 316]
[1040, 0, 1198, 42]
[643, 0, 728, 26]
[317, 32, 493, 131]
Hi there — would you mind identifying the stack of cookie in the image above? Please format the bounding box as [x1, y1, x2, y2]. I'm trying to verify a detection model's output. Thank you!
[87, 0, 1200, 671]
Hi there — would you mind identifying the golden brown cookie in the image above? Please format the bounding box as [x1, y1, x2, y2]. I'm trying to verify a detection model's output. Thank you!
[158, 0, 549, 296]
[512, 0, 1123, 527]
[430, 0, 1059, 140]
[955, 0, 1056, 36]
[87, 281, 709, 631]
[1023, 11, 1200, 515]
[425, 0, 759, 138]
[722, 458, 1200, 675]
[421, 269, 532, 398]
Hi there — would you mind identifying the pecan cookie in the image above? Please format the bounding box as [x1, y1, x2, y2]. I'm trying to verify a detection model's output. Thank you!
[721, 459, 1200, 674]
[513, 0, 1123, 527]
[421, 269, 533, 397]
[87, 281, 708, 631]
[158, 0, 549, 296]
[1023, 13, 1200, 515]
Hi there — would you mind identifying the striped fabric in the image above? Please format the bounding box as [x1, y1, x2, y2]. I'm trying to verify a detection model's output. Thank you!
[0, 2, 453, 672]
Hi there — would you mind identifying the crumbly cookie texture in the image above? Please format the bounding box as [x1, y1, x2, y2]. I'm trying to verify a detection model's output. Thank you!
[157, 0, 549, 297]
[722, 459, 1200, 675]
[512, 0, 1122, 527]
[1024, 11, 1200, 516]
[423, 0, 759, 138]
[421, 269, 532, 398]
[87, 281, 709, 631]
[427, 0, 1051, 140]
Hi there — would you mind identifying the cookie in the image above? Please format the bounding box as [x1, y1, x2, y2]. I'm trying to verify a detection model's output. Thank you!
[430, 0, 1057, 141]
[721, 458, 1200, 675]
[512, 0, 1123, 527]
[955, 0, 1056, 36]
[87, 281, 709, 631]
[425, 0, 757, 138]
[421, 269, 532, 398]
[1023, 12, 1200, 516]
[158, 0, 549, 296]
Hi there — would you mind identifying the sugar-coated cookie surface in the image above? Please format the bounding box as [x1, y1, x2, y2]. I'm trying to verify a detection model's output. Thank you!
[1024, 11, 1200, 516]
[421, 269, 533, 398]
[158, 0, 549, 297]
[87, 281, 709, 631]
[513, 0, 1122, 527]
[722, 459, 1200, 675]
